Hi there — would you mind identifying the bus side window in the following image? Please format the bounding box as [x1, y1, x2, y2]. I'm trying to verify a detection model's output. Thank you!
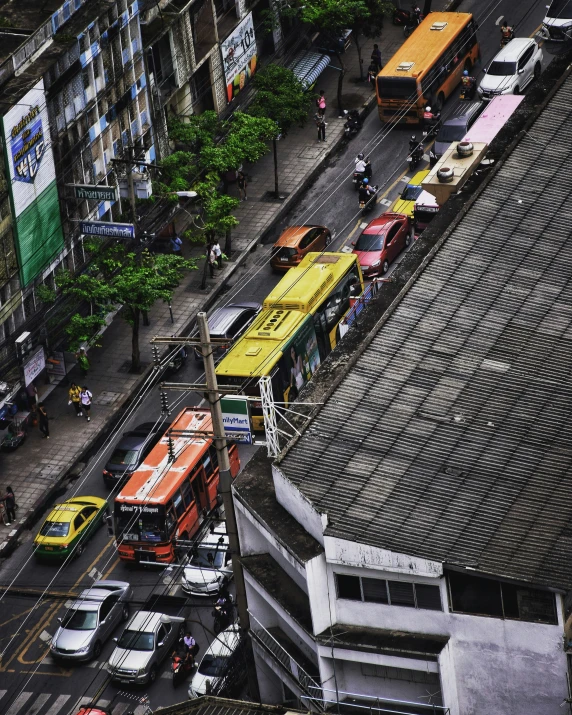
[202, 452, 214, 480]
[181, 480, 193, 508]
[209, 445, 219, 472]
[173, 490, 185, 518]
[165, 508, 176, 534]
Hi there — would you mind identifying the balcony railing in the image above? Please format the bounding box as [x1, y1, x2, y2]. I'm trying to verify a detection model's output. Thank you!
[301, 687, 450, 715]
[249, 612, 324, 710]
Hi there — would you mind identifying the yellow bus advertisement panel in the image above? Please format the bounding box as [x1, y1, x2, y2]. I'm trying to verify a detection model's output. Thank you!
[377, 12, 479, 125]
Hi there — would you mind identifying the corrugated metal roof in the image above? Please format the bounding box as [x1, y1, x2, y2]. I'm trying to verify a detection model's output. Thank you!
[155, 696, 308, 715]
[279, 73, 572, 591]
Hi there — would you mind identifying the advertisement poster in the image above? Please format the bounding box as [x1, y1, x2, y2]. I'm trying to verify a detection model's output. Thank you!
[221, 12, 257, 102]
[1, 79, 64, 285]
[282, 318, 321, 403]
[23, 345, 46, 387]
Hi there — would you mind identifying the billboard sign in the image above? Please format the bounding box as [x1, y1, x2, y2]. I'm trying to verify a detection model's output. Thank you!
[221, 12, 257, 102]
[80, 221, 135, 239]
[221, 395, 252, 444]
[1, 80, 64, 285]
[280, 316, 321, 402]
[23, 345, 46, 387]
[72, 184, 118, 201]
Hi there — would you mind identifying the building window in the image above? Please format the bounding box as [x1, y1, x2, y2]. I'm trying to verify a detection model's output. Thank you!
[447, 570, 557, 625]
[335, 573, 442, 611]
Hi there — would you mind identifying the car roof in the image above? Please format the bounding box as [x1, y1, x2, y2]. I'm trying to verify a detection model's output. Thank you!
[77, 587, 119, 602]
[409, 169, 430, 186]
[202, 624, 241, 656]
[46, 497, 104, 522]
[113, 434, 146, 451]
[67, 600, 100, 612]
[493, 37, 534, 60]
[273, 225, 324, 248]
[362, 213, 406, 234]
[126, 611, 165, 633]
[208, 303, 260, 336]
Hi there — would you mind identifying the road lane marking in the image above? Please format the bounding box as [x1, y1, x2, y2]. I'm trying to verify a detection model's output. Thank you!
[44, 695, 71, 715]
[39, 630, 52, 643]
[89, 568, 103, 580]
[4, 691, 33, 715]
[70, 696, 93, 714]
[0, 690, 7, 703]
[27, 692, 50, 715]
[112, 704, 131, 715]
[380, 198, 392, 206]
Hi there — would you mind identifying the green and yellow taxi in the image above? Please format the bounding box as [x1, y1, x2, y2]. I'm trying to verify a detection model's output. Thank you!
[390, 169, 430, 219]
[34, 496, 108, 561]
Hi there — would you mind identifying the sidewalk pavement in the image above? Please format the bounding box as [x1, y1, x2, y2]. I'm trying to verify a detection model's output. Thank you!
[0, 5, 452, 554]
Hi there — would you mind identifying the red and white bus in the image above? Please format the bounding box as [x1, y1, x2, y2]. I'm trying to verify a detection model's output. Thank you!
[114, 408, 239, 564]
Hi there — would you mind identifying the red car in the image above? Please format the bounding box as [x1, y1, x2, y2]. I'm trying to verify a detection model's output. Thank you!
[352, 212, 411, 277]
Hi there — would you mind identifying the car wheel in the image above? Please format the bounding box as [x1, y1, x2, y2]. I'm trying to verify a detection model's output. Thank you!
[381, 260, 389, 275]
[405, 232, 411, 247]
[121, 604, 129, 622]
[148, 665, 158, 684]
[534, 62, 541, 80]
[93, 641, 102, 659]
[513, 85, 520, 95]
[325, 233, 331, 247]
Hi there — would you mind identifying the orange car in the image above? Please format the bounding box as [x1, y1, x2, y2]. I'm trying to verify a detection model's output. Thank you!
[270, 225, 331, 271]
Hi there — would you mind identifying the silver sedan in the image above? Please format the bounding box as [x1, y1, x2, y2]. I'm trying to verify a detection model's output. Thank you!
[50, 580, 132, 661]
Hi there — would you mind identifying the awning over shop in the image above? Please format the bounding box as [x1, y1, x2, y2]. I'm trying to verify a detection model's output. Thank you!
[287, 51, 330, 90]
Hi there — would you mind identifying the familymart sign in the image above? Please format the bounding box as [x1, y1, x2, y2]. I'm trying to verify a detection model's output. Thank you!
[221, 396, 252, 444]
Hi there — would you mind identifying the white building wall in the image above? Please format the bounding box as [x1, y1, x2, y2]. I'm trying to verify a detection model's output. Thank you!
[273, 464, 325, 545]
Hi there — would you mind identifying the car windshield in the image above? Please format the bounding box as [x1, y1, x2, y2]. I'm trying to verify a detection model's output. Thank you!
[437, 124, 466, 142]
[198, 654, 229, 677]
[547, 0, 572, 17]
[355, 232, 385, 251]
[401, 185, 424, 201]
[40, 521, 70, 537]
[117, 630, 155, 651]
[61, 609, 98, 630]
[487, 61, 517, 76]
[109, 448, 139, 465]
[191, 547, 225, 569]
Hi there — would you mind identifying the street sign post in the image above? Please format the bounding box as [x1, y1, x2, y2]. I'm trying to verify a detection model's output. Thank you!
[70, 184, 118, 201]
[80, 221, 135, 239]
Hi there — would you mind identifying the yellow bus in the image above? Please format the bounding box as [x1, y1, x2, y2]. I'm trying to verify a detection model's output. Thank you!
[216, 252, 362, 430]
[377, 12, 479, 125]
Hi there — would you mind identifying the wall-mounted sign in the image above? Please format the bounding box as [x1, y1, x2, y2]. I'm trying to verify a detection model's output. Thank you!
[221, 12, 257, 102]
[80, 221, 135, 239]
[23, 345, 46, 387]
[221, 395, 252, 444]
[72, 184, 118, 201]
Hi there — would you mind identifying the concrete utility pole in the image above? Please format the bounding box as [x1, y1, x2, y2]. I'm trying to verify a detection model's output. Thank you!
[197, 312, 250, 630]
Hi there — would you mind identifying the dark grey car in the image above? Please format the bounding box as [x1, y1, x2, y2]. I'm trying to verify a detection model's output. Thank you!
[103, 421, 168, 487]
[429, 102, 483, 166]
[194, 302, 261, 363]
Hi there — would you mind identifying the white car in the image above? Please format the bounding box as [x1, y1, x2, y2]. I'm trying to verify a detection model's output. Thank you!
[188, 624, 242, 698]
[107, 611, 185, 684]
[182, 523, 233, 596]
[542, 0, 572, 41]
[478, 38, 542, 101]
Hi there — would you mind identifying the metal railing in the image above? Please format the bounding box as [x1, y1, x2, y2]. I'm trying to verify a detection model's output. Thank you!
[300, 687, 450, 715]
[249, 612, 324, 709]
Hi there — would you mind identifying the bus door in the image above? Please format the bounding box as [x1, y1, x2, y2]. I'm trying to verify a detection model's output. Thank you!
[313, 311, 330, 360]
[191, 466, 208, 511]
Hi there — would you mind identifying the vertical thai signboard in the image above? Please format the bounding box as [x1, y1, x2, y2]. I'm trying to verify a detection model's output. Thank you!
[1, 79, 64, 286]
[221, 12, 257, 102]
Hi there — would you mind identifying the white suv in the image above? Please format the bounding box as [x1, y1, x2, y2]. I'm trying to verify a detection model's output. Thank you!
[542, 0, 572, 41]
[478, 38, 542, 101]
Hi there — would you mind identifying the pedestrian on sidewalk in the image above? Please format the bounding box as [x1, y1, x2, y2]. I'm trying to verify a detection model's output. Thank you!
[80, 387, 93, 422]
[26, 381, 38, 410]
[75, 347, 89, 377]
[38, 402, 49, 439]
[371, 44, 382, 73]
[68, 382, 82, 416]
[315, 113, 327, 142]
[237, 171, 247, 201]
[316, 90, 326, 117]
[212, 240, 223, 269]
[207, 244, 216, 278]
[170, 234, 183, 254]
[1, 486, 16, 525]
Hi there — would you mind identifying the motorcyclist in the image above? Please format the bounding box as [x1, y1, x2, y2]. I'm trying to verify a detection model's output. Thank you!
[500, 20, 514, 46]
[409, 136, 423, 163]
[355, 153, 367, 174]
[215, 594, 231, 619]
[358, 178, 376, 206]
[409, 135, 419, 154]
[461, 70, 476, 98]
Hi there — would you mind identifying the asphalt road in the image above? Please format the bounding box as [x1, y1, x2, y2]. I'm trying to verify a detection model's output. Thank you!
[0, 1, 549, 714]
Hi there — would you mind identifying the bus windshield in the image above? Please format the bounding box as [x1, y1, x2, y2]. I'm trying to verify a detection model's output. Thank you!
[377, 77, 417, 99]
[115, 505, 168, 542]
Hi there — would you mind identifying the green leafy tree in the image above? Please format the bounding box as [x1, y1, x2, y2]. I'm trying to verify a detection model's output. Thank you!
[352, 1, 395, 80]
[249, 64, 311, 198]
[57, 238, 196, 372]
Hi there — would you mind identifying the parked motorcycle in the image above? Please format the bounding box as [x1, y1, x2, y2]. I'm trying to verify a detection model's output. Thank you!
[344, 110, 363, 139]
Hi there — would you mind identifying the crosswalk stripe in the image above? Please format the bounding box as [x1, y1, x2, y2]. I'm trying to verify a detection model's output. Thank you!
[69, 696, 92, 714]
[5, 692, 33, 715]
[0, 690, 7, 704]
[28, 693, 51, 715]
[112, 704, 131, 715]
[44, 695, 71, 715]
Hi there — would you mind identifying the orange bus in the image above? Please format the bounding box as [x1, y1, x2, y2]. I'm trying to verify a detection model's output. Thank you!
[114, 408, 239, 564]
[377, 12, 479, 125]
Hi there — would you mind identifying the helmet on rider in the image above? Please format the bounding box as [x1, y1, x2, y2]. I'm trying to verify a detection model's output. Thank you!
[463, 70, 468, 76]
[425, 106, 431, 112]
[411, 135, 416, 141]
[357, 152, 364, 160]
[363, 178, 369, 184]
